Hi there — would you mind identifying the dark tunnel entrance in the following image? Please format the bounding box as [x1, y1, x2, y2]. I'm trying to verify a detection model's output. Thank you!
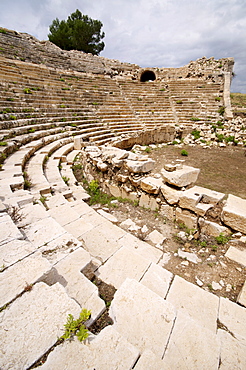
[140, 70, 156, 82]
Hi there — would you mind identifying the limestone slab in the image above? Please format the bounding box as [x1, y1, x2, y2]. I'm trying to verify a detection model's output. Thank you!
[218, 297, 246, 340]
[64, 218, 94, 239]
[97, 246, 151, 289]
[225, 246, 246, 267]
[180, 186, 225, 211]
[199, 218, 230, 237]
[140, 263, 173, 298]
[125, 158, 155, 173]
[109, 278, 176, 357]
[0, 252, 51, 307]
[161, 165, 200, 187]
[43, 249, 104, 324]
[0, 282, 81, 370]
[81, 222, 126, 262]
[40, 326, 139, 370]
[139, 192, 158, 210]
[147, 229, 166, 245]
[166, 275, 219, 333]
[140, 176, 163, 194]
[218, 329, 246, 370]
[71, 200, 93, 215]
[24, 217, 66, 248]
[134, 350, 164, 369]
[160, 183, 182, 205]
[17, 203, 49, 227]
[0, 239, 35, 269]
[222, 194, 246, 233]
[175, 207, 197, 230]
[237, 280, 246, 307]
[119, 232, 163, 263]
[48, 203, 80, 226]
[0, 213, 24, 246]
[40, 233, 82, 265]
[45, 194, 67, 209]
[162, 311, 220, 369]
[97, 209, 118, 224]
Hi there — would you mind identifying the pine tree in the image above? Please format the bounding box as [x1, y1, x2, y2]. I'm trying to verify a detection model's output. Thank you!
[48, 9, 105, 55]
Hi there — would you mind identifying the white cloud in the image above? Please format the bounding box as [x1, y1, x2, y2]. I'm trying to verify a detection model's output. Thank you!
[0, 0, 245, 92]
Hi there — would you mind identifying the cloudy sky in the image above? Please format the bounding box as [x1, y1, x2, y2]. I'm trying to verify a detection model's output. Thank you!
[0, 0, 245, 92]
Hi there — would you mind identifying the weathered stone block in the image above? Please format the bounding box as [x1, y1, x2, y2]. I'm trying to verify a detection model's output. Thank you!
[97, 246, 150, 289]
[237, 280, 246, 307]
[225, 246, 246, 267]
[140, 263, 173, 298]
[218, 329, 246, 370]
[109, 278, 176, 357]
[140, 176, 163, 194]
[146, 229, 166, 245]
[166, 275, 219, 333]
[218, 297, 246, 340]
[39, 326, 139, 370]
[162, 311, 220, 369]
[0, 213, 24, 246]
[175, 207, 197, 230]
[43, 249, 104, 324]
[222, 194, 246, 233]
[199, 218, 230, 237]
[160, 183, 182, 205]
[161, 165, 200, 187]
[139, 193, 158, 210]
[0, 282, 81, 370]
[125, 158, 155, 173]
[0, 252, 51, 307]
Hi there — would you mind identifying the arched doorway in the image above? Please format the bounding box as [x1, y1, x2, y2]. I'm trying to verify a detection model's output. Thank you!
[140, 70, 156, 82]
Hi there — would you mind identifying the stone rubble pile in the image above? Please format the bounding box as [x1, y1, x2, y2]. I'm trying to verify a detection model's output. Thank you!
[80, 145, 246, 237]
[178, 116, 246, 148]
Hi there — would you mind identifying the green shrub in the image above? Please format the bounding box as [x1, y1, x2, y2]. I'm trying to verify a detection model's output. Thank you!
[215, 233, 230, 245]
[0, 142, 7, 146]
[23, 88, 32, 94]
[181, 149, 188, 156]
[215, 97, 221, 102]
[216, 133, 224, 142]
[218, 106, 225, 115]
[190, 117, 201, 122]
[191, 130, 201, 140]
[88, 180, 99, 194]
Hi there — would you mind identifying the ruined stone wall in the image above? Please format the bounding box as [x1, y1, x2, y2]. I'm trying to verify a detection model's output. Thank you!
[0, 27, 234, 84]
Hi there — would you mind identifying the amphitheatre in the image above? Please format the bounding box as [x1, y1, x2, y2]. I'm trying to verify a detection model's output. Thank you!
[0, 27, 246, 369]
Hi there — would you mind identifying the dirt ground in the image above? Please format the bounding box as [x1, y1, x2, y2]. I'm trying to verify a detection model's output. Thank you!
[147, 144, 246, 199]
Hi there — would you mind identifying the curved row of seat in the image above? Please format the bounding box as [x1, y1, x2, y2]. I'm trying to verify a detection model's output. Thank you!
[0, 50, 245, 368]
[0, 135, 245, 369]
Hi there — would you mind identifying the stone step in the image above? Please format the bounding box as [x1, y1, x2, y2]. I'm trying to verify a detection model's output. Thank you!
[42, 248, 105, 324]
[0, 282, 81, 369]
[39, 326, 139, 370]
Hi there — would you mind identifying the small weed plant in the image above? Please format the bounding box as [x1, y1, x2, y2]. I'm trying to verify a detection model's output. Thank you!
[215, 233, 230, 245]
[60, 309, 91, 342]
[62, 176, 70, 186]
[181, 149, 188, 156]
[191, 130, 201, 140]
